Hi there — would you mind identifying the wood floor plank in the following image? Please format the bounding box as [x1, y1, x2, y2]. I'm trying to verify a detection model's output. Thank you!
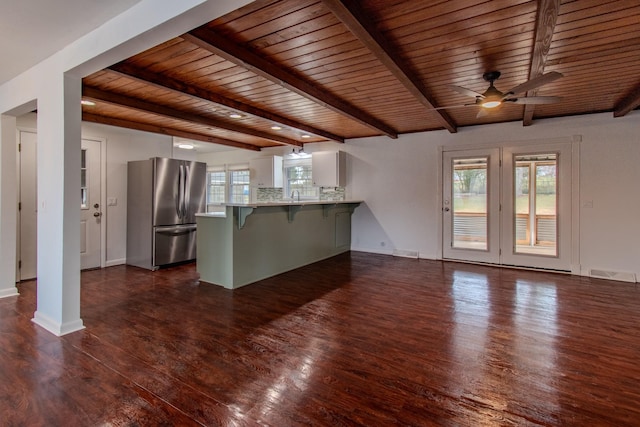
[2, 252, 640, 425]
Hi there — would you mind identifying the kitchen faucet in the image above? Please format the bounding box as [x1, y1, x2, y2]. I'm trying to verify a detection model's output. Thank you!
[291, 190, 300, 202]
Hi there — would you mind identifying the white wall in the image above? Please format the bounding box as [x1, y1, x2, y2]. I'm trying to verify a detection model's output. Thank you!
[346, 112, 639, 280]
[199, 112, 640, 281]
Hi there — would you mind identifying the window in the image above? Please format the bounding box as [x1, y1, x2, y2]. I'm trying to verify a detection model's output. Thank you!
[229, 169, 250, 204]
[283, 155, 318, 199]
[514, 154, 557, 256]
[207, 170, 226, 209]
[80, 149, 88, 209]
[451, 157, 489, 250]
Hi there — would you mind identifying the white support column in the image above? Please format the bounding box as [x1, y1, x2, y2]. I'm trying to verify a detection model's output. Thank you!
[0, 115, 19, 298]
[32, 73, 84, 336]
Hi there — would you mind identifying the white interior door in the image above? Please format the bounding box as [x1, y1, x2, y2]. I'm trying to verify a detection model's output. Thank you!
[442, 148, 501, 264]
[80, 139, 102, 270]
[18, 131, 37, 281]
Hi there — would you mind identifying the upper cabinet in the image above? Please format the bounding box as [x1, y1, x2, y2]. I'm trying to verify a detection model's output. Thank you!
[250, 156, 283, 188]
[312, 151, 346, 187]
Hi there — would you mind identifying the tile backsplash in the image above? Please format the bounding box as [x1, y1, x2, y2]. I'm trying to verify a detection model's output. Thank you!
[256, 187, 345, 202]
[256, 188, 283, 202]
[319, 187, 345, 201]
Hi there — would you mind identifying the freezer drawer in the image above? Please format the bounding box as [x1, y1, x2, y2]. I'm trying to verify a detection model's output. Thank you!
[154, 225, 197, 266]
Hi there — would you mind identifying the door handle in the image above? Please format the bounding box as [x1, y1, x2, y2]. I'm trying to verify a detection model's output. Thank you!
[444, 207, 450, 212]
[93, 212, 102, 217]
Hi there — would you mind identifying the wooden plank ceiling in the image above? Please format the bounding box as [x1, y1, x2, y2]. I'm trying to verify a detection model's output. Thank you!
[82, 0, 640, 151]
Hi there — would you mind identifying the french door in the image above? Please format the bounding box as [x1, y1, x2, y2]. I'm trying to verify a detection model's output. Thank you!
[443, 148, 500, 264]
[442, 142, 573, 271]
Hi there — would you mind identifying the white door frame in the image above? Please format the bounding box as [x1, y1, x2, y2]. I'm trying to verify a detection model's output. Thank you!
[438, 136, 581, 274]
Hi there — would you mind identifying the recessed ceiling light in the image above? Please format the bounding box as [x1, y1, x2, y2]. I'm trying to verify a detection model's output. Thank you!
[229, 113, 243, 119]
[301, 134, 311, 139]
[177, 143, 194, 150]
[81, 100, 95, 106]
[271, 125, 282, 130]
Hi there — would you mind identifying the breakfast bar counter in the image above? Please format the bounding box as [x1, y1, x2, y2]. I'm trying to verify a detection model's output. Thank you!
[196, 201, 361, 289]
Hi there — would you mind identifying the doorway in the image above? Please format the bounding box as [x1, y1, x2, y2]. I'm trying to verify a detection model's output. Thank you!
[442, 141, 574, 271]
[17, 131, 104, 279]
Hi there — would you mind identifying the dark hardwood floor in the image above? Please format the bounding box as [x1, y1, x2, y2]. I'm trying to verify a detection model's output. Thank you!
[1, 252, 640, 426]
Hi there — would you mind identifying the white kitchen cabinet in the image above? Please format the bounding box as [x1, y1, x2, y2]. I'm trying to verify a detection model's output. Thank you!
[250, 156, 283, 188]
[312, 151, 346, 187]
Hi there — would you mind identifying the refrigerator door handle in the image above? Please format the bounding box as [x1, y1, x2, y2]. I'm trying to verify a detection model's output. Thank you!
[178, 164, 185, 220]
[184, 164, 191, 219]
[156, 224, 197, 236]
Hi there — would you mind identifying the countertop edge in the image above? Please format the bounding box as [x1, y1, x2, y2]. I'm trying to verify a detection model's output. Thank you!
[223, 200, 363, 208]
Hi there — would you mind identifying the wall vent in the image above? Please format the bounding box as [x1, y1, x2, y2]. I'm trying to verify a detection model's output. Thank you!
[589, 269, 637, 283]
[392, 249, 419, 259]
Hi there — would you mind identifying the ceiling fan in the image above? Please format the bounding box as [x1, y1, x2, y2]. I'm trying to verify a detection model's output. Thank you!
[439, 71, 563, 117]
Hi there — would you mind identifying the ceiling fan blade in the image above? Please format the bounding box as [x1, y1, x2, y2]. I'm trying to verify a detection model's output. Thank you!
[510, 96, 562, 105]
[476, 108, 489, 119]
[506, 71, 564, 95]
[431, 103, 478, 110]
[448, 84, 484, 99]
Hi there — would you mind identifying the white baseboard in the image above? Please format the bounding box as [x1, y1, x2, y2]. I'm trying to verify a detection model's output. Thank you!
[418, 252, 436, 260]
[350, 246, 394, 256]
[105, 258, 126, 267]
[0, 286, 19, 298]
[32, 311, 85, 336]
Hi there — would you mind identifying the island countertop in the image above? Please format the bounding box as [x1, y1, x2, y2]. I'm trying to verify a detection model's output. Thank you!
[196, 199, 363, 213]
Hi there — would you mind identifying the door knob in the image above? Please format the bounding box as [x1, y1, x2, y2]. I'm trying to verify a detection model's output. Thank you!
[93, 212, 102, 217]
[444, 207, 450, 212]
[94, 203, 100, 209]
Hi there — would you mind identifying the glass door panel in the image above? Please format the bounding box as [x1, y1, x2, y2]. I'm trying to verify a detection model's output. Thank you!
[514, 155, 557, 256]
[452, 158, 488, 250]
[443, 148, 500, 264]
[502, 144, 572, 271]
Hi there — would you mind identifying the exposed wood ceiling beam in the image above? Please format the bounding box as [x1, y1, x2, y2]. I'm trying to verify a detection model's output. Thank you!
[82, 86, 303, 147]
[82, 113, 261, 151]
[613, 81, 640, 117]
[320, 0, 457, 134]
[183, 29, 398, 139]
[523, 0, 560, 126]
[106, 62, 344, 143]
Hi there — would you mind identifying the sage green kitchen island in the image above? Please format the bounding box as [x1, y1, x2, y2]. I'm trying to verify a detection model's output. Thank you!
[196, 201, 361, 289]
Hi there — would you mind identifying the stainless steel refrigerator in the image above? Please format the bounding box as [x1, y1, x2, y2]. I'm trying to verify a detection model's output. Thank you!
[126, 157, 206, 270]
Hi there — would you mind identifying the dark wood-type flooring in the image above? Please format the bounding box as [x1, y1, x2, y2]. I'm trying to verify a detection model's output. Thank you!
[2, 252, 640, 426]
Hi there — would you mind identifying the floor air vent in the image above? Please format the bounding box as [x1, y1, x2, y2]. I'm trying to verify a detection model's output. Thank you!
[589, 269, 637, 283]
[392, 249, 419, 259]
